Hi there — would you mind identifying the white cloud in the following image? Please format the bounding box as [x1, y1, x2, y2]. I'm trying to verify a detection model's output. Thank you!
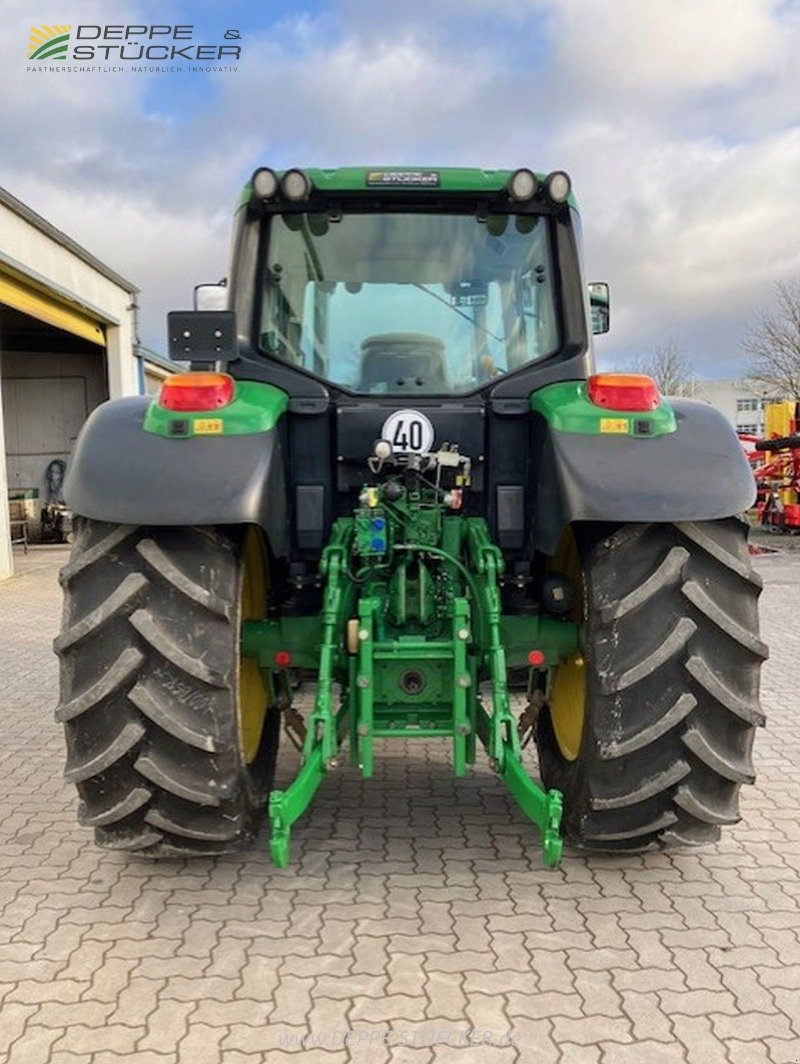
[2, 0, 799, 372]
[553, 0, 786, 96]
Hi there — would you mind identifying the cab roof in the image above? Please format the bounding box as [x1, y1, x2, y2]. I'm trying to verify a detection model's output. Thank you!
[238, 167, 579, 209]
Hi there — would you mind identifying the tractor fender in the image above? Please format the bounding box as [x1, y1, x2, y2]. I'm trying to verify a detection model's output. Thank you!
[64, 397, 288, 557]
[533, 397, 756, 555]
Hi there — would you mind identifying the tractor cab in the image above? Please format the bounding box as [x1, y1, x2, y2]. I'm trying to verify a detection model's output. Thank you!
[230, 166, 594, 392]
[169, 166, 603, 574]
[254, 201, 561, 394]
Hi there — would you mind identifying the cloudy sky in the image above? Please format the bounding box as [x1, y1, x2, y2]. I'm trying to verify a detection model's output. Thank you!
[5, 0, 800, 376]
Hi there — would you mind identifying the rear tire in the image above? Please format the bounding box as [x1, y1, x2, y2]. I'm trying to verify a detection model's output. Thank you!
[536, 519, 766, 851]
[54, 519, 279, 855]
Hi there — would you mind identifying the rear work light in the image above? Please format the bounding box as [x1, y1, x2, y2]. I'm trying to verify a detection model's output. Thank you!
[252, 166, 278, 199]
[507, 168, 539, 202]
[587, 373, 660, 412]
[160, 372, 235, 412]
[281, 168, 312, 201]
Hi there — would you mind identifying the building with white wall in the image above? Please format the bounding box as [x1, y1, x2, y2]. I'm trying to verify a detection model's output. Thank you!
[694, 378, 784, 437]
[0, 186, 171, 579]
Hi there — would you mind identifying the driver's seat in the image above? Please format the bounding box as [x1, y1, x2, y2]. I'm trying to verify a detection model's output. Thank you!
[359, 333, 446, 392]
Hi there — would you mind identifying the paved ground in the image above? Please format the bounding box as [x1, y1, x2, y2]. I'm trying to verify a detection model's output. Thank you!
[1, 544, 799, 1063]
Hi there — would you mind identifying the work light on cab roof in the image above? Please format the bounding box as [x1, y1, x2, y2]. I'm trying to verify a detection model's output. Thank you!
[252, 167, 278, 199]
[281, 168, 312, 201]
[545, 170, 571, 204]
[507, 168, 539, 201]
[247, 165, 573, 209]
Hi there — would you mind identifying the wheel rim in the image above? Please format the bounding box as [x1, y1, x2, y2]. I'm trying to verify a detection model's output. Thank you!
[239, 527, 270, 764]
[549, 652, 586, 761]
[547, 527, 586, 762]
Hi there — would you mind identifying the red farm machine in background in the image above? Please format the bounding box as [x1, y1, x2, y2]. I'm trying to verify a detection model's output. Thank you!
[744, 400, 800, 532]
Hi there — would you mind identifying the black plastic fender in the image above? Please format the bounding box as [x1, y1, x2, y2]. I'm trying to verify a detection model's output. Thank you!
[533, 398, 756, 555]
[64, 397, 288, 557]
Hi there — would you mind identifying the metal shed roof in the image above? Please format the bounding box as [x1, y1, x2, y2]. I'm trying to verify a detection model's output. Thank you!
[0, 185, 139, 295]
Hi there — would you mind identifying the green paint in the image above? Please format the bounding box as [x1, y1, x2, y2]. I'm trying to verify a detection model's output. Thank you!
[241, 617, 322, 670]
[500, 615, 580, 668]
[248, 467, 566, 868]
[266, 521, 353, 867]
[268, 746, 326, 868]
[530, 381, 677, 437]
[500, 754, 563, 867]
[238, 166, 579, 209]
[143, 380, 288, 438]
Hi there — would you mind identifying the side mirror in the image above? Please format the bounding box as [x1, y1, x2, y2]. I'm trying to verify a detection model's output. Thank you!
[167, 310, 237, 363]
[193, 279, 228, 311]
[589, 282, 610, 335]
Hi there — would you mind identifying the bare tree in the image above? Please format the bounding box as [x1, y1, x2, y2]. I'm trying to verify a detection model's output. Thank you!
[635, 337, 696, 396]
[742, 278, 800, 399]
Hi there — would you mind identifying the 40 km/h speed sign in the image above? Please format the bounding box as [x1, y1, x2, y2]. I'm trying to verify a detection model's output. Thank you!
[381, 409, 435, 454]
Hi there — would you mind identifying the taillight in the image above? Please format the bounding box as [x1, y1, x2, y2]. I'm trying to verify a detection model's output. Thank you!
[160, 372, 235, 412]
[587, 373, 660, 412]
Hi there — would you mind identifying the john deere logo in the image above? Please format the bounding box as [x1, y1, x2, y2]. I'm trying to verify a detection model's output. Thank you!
[28, 25, 71, 60]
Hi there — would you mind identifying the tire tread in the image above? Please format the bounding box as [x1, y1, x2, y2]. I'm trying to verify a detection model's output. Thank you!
[537, 518, 765, 852]
[55, 518, 278, 855]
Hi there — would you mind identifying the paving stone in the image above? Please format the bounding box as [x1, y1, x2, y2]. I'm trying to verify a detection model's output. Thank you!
[726, 1039, 774, 1064]
[766, 1037, 800, 1063]
[6, 979, 88, 1004]
[51, 1023, 143, 1055]
[94, 1053, 175, 1064]
[758, 965, 800, 990]
[138, 999, 194, 1052]
[350, 992, 428, 1023]
[195, 999, 274, 1029]
[711, 1010, 794, 1041]
[423, 971, 467, 1020]
[719, 967, 778, 1013]
[107, 976, 162, 1026]
[161, 974, 239, 1002]
[489, 930, 531, 970]
[429, 1046, 519, 1063]
[573, 970, 623, 1018]
[423, 949, 496, 974]
[599, 1040, 686, 1064]
[658, 986, 739, 1017]
[33, 1000, 115, 1029]
[0, 1002, 38, 1055]
[235, 954, 282, 1002]
[5, 1025, 62, 1064]
[2, 547, 799, 1063]
[174, 1021, 228, 1064]
[668, 946, 724, 990]
[619, 990, 672, 1043]
[385, 953, 425, 997]
[552, 1014, 632, 1046]
[671, 1014, 728, 1064]
[507, 989, 584, 1021]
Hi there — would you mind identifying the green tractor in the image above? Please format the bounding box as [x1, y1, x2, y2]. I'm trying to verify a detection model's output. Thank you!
[55, 166, 766, 866]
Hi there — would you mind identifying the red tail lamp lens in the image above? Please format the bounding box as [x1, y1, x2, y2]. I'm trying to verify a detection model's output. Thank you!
[587, 373, 660, 412]
[274, 651, 292, 668]
[160, 372, 235, 412]
[528, 649, 546, 666]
